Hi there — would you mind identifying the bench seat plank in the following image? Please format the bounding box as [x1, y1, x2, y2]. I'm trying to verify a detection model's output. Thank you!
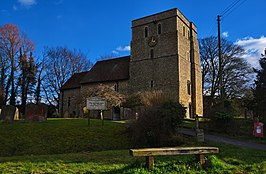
[130, 147, 219, 157]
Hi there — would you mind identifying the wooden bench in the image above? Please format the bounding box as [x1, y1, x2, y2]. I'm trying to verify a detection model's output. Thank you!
[129, 146, 219, 169]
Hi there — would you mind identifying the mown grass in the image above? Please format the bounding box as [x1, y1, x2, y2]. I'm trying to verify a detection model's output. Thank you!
[0, 118, 130, 156]
[0, 118, 265, 173]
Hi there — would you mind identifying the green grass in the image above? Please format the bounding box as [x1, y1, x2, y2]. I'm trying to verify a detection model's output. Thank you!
[0, 118, 265, 173]
[0, 118, 130, 156]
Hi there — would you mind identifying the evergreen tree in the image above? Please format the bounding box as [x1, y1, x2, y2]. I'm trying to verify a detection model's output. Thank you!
[18, 48, 37, 115]
[254, 49, 266, 118]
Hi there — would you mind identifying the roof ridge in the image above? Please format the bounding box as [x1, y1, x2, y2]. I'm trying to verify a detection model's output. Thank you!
[97, 55, 130, 63]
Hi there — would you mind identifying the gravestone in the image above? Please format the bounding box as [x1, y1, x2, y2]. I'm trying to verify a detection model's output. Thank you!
[25, 104, 47, 122]
[0, 105, 16, 123]
[196, 129, 204, 142]
[14, 107, 20, 120]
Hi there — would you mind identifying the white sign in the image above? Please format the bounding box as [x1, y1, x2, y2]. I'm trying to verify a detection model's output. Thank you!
[86, 97, 107, 110]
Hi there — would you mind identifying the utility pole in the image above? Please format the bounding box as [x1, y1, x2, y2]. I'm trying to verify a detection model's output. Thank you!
[217, 15, 224, 107]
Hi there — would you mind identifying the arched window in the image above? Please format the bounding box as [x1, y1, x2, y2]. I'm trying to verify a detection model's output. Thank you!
[144, 27, 148, 38]
[158, 23, 162, 35]
[114, 82, 119, 92]
[150, 49, 154, 59]
[187, 80, 191, 95]
[189, 103, 192, 118]
[150, 80, 154, 89]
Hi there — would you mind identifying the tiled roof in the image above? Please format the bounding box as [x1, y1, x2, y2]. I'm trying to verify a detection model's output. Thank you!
[60, 71, 89, 90]
[80, 56, 130, 84]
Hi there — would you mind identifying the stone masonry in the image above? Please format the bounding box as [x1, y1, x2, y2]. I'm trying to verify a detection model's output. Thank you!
[59, 8, 203, 118]
[129, 8, 203, 117]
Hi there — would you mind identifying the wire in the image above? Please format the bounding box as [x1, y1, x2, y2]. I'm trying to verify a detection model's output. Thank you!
[220, 0, 241, 17]
[222, 0, 248, 20]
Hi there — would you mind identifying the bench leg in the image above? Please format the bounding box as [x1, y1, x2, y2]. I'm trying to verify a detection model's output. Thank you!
[195, 154, 205, 165]
[145, 156, 154, 169]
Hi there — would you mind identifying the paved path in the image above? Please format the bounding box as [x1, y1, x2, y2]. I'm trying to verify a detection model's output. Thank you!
[179, 128, 266, 151]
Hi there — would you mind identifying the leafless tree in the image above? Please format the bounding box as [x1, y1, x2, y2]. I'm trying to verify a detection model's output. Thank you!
[199, 36, 253, 102]
[42, 46, 92, 107]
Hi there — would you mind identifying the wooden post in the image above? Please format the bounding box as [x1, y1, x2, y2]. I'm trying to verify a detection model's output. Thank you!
[145, 156, 154, 169]
[100, 110, 104, 126]
[195, 154, 205, 165]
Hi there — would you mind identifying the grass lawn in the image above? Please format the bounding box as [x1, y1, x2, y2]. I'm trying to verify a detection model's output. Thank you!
[0, 118, 265, 173]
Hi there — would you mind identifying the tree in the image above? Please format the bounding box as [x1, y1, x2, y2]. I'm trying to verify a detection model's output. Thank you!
[80, 84, 125, 109]
[34, 56, 45, 105]
[42, 46, 92, 106]
[0, 24, 34, 106]
[199, 36, 252, 103]
[18, 49, 37, 114]
[253, 49, 266, 118]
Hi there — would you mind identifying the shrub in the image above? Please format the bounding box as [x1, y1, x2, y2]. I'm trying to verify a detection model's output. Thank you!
[126, 100, 186, 147]
[207, 100, 245, 135]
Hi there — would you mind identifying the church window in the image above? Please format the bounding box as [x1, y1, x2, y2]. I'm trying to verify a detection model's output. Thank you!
[187, 80, 191, 95]
[158, 23, 162, 35]
[150, 49, 154, 58]
[114, 82, 119, 92]
[150, 80, 154, 89]
[145, 27, 148, 37]
[183, 26, 186, 37]
[189, 103, 192, 118]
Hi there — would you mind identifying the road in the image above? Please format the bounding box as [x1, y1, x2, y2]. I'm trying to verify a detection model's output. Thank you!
[179, 128, 266, 151]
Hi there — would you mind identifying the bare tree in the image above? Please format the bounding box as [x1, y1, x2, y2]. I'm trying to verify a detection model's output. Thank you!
[42, 46, 92, 107]
[199, 36, 253, 102]
[34, 56, 45, 105]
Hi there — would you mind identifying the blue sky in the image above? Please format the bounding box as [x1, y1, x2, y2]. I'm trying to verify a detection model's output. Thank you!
[1, 0, 265, 67]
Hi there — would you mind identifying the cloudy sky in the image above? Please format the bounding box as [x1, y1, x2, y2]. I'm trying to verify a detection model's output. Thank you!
[1, 0, 265, 67]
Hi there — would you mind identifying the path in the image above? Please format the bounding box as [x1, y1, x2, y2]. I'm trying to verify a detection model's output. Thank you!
[179, 128, 266, 151]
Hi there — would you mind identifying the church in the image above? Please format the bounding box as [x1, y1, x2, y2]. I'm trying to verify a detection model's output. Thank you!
[59, 8, 203, 119]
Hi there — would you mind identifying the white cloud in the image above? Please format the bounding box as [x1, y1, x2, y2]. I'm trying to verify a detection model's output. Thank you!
[112, 50, 119, 55]
[116, 46, 130, 52]
[18, 0, 36, 7]
[112, 45, 130, 55]
[235, 36, 266, 69]
[222, 32, 229, 38]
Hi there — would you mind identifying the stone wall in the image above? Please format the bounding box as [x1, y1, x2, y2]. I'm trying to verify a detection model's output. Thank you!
[130, 9, 179, 101]
[59, 88, 81, 118]
[130, 8, 203, 118]
[59, 8, 203, 119]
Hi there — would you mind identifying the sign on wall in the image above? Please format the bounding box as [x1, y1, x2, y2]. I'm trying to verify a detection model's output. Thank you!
[86, 97, 107, 110]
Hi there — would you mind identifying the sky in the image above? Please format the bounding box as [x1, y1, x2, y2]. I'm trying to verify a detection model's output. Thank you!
[1, 0, 266, 68]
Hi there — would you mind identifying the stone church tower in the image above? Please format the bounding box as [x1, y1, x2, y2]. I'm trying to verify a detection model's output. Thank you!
[129, 8, 203, 117]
